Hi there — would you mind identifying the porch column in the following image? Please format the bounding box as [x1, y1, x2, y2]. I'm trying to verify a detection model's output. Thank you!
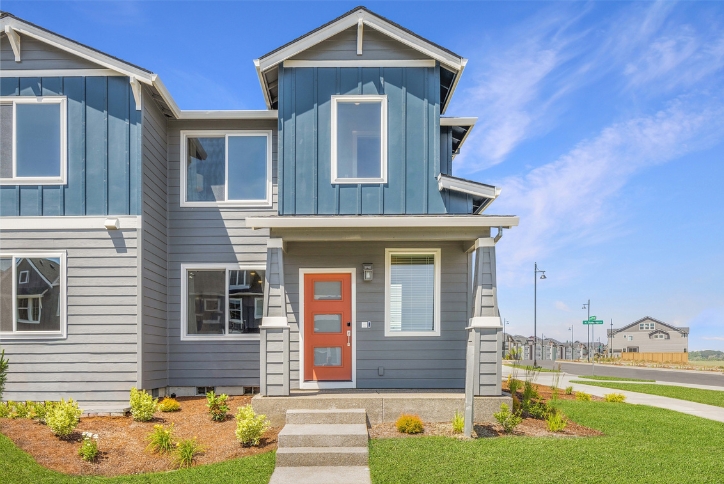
[260, 238, 290, 396]
[464, 238, 502, 436]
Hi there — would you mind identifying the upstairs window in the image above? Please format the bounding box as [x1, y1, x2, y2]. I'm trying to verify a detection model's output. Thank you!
[181, 130, 272, 207]
[639, 322, 655, 330]
[331, 96, 387, 184]
[0, 97, 67, 185]
[0, 253, 66, 339]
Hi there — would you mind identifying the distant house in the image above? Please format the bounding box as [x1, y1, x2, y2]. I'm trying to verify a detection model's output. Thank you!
[608, 316, 689, 356]
[0, 257, 61, 334]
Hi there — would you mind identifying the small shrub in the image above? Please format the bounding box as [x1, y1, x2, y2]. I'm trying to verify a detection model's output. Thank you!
[522, 381, 539, 404]
[46, 398, 82, 438]
[28, 401, 55, 423]
[0, 401, 9, 418]
[157, 397, 181, 412]
[396, 414, 424, 434]
[575, 391, 592, 401]
[494, 403, 522, 433]
[525, 401, 550, 420]
[452, 411, 464, 434]
[78, 432, 99, 462]
[146, 423, 175, 454]
[565, 386, 573, 395]
[174, 438, 204, 468]
[546, 412, 568, 432]
[235, 404, 270, 446]
[0, 349, 8, 400]
[130, 387, 157, 422]
[511, 395, 521, 414]
[10, 401, 30, 419]
[508, 378, 522, 396]
[604, 393, 626, 403]
[206, 391, 229, 422]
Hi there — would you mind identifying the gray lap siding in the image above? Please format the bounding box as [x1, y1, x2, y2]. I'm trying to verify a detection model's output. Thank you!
[284, 241, 469, 390]
[0, 228, 139, 406]
[165, 119, 277, 389]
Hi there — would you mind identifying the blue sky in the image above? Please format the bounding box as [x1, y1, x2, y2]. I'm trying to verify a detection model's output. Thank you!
[5, 1, 723, 350]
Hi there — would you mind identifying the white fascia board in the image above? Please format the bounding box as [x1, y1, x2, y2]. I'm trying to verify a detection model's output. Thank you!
[1, 18, 155, 84]
[0, 68, 123, 77]
[442, 58, 467, 115]
[149, 75, 181, 119]
[0, 215, 141, 230]
[437, 174, 500, 199]
[245, 215, 519, 229]
[440, 117, 477, 126]
[254, 58, 274, 110]
[177, 110, 278, 120]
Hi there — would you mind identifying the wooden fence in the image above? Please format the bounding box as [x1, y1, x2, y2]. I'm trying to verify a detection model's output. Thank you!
[621, 352, 688, 363]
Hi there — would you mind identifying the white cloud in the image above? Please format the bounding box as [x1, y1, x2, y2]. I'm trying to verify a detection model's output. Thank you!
[494, 97, 724, 287]
[555, 301, 571, 312]
[702, 337, 724, 342]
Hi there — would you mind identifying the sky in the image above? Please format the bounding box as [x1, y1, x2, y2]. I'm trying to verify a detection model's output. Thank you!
[4, 1, 722, 350]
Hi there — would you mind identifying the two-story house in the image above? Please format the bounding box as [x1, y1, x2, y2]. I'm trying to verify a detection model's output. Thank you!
[0, 7, 518, 412]
[608, 316, 689, 357]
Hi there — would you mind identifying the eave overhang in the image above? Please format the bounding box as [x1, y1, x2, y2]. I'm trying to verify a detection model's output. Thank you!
[440, 117, 476, 159]
[246, 215, 518, 230]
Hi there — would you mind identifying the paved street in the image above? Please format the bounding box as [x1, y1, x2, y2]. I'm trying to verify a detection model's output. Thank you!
[515, 360, 724, 387]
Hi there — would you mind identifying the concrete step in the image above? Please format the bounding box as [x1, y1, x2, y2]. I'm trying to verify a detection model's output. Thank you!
[278, 423, 369, 448]
[275, 447, 369, 467]
[269, 466, 371, 484]
[286, 408, 367, 425]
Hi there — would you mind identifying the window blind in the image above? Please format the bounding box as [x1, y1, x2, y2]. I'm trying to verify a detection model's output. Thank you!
[389, 254, 435, 332]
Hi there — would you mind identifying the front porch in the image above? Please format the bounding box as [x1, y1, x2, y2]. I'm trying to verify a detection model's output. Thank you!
[252, 389, 512, 427]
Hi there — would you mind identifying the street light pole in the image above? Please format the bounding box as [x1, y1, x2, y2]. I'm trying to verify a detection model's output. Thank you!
[582, 300, 590, 362]
[534, 262, 546, 368]
[610, 319, 613, 358]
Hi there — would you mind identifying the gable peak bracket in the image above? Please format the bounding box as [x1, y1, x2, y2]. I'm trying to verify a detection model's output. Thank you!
[357, 18, 364, 56]
[4, 25, 21, 62]
[129, 77, 142, 111]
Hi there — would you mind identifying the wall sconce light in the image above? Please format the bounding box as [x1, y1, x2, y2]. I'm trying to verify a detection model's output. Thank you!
[363, 263, 373, 281]
[104, 218, 120, 230]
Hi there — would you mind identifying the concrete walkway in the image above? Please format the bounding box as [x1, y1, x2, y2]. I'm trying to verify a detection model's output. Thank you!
[502, 366, 724, 424]
[269, 466, 371, 484]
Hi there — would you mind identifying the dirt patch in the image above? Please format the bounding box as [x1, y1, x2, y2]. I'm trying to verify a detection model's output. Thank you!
[503, 381, 605, 402]
[0, 396, 278, 476]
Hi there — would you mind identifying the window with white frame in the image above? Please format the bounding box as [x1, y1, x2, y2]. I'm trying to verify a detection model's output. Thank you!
[0, 253, 65, 337]
[385, 249, 440, 336]
[0, 97, 67, 185]
[653, 333, 666, 340]
[639, 322, 655, 330]
[181, 131, 272, 207]
[331, 95, 387, 184]
[181, 265, 265, 339]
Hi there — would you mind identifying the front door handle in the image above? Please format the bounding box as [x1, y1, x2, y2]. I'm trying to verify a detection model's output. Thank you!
[347, 330, 351, 346]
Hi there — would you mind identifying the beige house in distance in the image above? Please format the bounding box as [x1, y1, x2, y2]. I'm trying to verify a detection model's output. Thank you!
[608, 316, 689, 356]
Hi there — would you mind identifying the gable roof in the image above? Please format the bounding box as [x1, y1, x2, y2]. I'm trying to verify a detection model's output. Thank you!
[254, 6, 467, 113]
[1, 12, 280, 121]
[611, 316, 689, 336]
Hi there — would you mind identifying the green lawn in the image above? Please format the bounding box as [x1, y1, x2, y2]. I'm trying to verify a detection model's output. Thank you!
[577, 375, 654, 382]
[0, 432, 275, 484]
[370, 400, 724, 483]
[569, 381, 724, 408]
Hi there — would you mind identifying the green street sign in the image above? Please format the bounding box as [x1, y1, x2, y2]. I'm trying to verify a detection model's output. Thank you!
[589, 316, 597, 321]
[582, 320, 604, 325]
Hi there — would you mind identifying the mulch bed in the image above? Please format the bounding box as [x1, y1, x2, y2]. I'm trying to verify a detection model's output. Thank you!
[0, 396, 279, 477]
[370, 381, 603, 440]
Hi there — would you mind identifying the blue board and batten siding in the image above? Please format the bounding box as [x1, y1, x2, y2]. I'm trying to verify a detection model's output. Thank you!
[439, 125, 472, 214]
[0, 76, 141, 217]
[278, 65, 445, 215]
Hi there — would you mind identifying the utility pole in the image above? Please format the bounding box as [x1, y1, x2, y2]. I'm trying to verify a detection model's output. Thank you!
[534, 263, 546, 368]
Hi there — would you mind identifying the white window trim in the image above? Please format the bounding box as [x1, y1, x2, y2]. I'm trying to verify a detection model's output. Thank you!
[0, 96, 67, 186]
[18, 270, 29, 284]
[330, 95, 387, 185]
[179, 130, 273, 208]
[17, 295, 42, 323]
[180, 263, 264, 341]
[298, 268, 357, 390]
[0, 251, 67, 339]
[384, 248, 441, 337]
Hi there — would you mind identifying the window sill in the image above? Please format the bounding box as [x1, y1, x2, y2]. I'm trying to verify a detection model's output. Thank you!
[180, 201, 273, 209]
[332, 178, 387, 185]
[0, 177, 66, 186]
[0, 332, 66, 340]
[180, 334, 261, 342]
[384, 331, 440, 337]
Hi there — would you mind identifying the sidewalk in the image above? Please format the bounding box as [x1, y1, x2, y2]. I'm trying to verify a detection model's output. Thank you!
[502, 366, 724, 424]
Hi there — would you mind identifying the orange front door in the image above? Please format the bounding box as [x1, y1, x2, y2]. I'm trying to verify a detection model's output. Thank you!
[304, 273, 352, 382]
